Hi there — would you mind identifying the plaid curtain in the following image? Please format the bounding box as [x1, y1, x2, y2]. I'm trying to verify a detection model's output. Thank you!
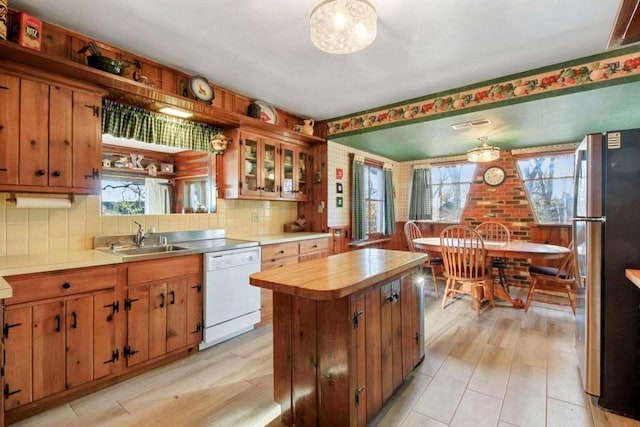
[383, 167, 396, 235]
[102, 100, 221, 152]
[409, 168, 433, 220]
[352, 158, 366, 240]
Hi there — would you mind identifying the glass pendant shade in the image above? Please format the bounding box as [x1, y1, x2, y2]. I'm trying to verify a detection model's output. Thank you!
[310, 0, 377, 54]
[467, 137, 500, 163]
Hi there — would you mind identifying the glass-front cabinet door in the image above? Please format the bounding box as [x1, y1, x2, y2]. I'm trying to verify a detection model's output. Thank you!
[241, 133, 260, 196]
[281, 145, 296, 199]
[297, 150, 310, 200]
[260, 139, 278, 198]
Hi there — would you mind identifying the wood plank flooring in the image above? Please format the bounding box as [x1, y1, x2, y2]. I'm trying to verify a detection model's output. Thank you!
[10, 286, 640, 427]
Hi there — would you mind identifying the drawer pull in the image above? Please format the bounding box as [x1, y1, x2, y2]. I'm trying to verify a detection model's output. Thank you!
[35, 169, 46, 176]
[55, 314, 61, 333]
[312, 244, 318, 248]
[51, 170, 61, 177]
[62, 282, 71, 289]
[278, 250, 285, 254]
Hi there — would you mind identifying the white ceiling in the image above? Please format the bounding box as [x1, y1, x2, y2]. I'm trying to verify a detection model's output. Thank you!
[11, 0, 622, 121]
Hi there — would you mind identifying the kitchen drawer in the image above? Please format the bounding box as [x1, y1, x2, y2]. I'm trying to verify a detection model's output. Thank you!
[261, 242, 299, 261]
[261, 255, 299, 271]
[299, 238, 329, 255]
[127, 254, 201, 286]
[5, 265, 116, 305]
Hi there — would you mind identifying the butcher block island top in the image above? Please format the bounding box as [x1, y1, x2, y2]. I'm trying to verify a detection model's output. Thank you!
[251, 249, 428, 426]
[249, 248, 427, 300]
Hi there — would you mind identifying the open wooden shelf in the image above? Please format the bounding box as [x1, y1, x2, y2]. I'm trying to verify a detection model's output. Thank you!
[0, 40, 326, 144]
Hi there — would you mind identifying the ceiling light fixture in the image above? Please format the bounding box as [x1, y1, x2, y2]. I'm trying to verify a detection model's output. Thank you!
[310, 0, 377, 54]
[467, 137, 500, 163]
[158, 106, 193, 119]
[450, 118, 492, 130]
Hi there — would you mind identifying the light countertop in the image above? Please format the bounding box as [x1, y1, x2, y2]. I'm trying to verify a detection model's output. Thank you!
[232, 232, 331, 245]
[250, 249, 426, 300]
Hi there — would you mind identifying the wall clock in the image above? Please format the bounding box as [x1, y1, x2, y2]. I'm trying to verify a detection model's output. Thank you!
[483, 166, 506, 186]
[189, 75, 215, 104]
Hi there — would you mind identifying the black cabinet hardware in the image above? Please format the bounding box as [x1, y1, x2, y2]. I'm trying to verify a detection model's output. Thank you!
[62, 282, 71, 289]
[51, 170, 61, 177]
[355, 385, 365, 407]
[124, 297, 139, 311]
[55, 314, 61, 333]
[4, 384, 21, 399]
[103, 349, 119, 364]
[352, 310, 364, 328]
[71, 312, 78, 329]
[170, 290, 176, 305]
[103, 301, 119, 314]
[35, 169, 46, 176]
[84, 168, 99, 179]
[123, 345, 139, 358]
[159, 293, 165, 308]
[3, 322, 22, 338]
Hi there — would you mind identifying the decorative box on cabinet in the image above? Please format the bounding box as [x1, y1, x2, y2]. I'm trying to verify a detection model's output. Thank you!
[3, 265, 119, 413]
[0, 71, 103, 194]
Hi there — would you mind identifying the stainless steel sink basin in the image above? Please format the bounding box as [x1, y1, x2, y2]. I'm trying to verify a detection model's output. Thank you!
[116, 245, 189, 255]
[96, 244, 193, 261]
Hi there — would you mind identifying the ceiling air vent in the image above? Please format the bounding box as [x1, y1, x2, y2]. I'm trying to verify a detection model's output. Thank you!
[450, 118, 492, 130]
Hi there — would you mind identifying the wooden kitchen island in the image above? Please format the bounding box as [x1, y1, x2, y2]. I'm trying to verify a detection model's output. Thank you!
[249, 249, 427, 426]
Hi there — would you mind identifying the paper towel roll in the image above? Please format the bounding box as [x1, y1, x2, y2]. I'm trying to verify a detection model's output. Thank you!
[15, 196, 72, 209]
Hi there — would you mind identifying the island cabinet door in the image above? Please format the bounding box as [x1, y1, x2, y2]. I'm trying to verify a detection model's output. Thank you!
[3, 306, 32, 410]
[350, 295, 367, 427]
[364, 287, 382, 422]
[380, 279, 403, 403]
[401, 271, 425, 375]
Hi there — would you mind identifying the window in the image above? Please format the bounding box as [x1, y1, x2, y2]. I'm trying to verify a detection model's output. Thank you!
[101, 176, 171, 215]
[516, 153, 574, 224]
[364, 164, 384, 235]
[429, 163, 476, 221]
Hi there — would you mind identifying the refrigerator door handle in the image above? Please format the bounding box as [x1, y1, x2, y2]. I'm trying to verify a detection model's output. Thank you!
[572, 217, 606, 222]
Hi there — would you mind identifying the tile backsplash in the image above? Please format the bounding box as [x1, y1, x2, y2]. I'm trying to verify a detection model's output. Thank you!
[0, 193, 298, 256]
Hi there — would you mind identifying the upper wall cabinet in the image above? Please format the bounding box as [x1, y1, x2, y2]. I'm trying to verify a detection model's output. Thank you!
[219, 127, 312, 201]
[0, 71, 103, 195]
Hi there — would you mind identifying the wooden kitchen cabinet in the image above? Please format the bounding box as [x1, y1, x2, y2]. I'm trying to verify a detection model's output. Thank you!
[0, 71, 103, 195]
[250, 250, 425, 426]
[3, 266, 119, 413]
[0, 74, 20, 185]
[220, 126, 313, 201]
[258, 237, 330, 326]
[124, 255, 201, 368]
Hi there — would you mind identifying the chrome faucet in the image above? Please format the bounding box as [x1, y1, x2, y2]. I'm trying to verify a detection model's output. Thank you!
[133, 221, 152, 246]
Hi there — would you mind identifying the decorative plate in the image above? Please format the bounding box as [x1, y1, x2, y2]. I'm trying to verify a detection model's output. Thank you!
[189, 75, 215, 104]
[253, 100, 278, 125]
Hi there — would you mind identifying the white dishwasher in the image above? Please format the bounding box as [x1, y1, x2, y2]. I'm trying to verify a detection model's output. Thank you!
[200, 246, 261, 350]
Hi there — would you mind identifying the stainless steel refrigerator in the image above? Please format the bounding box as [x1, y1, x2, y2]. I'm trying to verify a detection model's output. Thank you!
[573, 129, 640, 420]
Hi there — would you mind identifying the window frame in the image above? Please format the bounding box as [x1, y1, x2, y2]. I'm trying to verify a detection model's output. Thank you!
[363, 162, 385, 237]
[513, 149, 575, 226]
[414, 161, 476, 223]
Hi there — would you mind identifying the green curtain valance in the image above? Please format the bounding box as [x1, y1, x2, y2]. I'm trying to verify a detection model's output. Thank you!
[102, 100, 221, 152]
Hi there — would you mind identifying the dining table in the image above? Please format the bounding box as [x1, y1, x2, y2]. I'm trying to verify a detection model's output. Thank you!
[412, 237, 570, 308]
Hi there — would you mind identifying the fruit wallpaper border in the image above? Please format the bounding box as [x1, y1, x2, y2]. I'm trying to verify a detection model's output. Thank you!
[327, 45, 640, 137]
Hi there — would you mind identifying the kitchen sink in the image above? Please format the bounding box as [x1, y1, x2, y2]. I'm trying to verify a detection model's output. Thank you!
[116, 245, 189, 255]
[96, 244, 194, 261]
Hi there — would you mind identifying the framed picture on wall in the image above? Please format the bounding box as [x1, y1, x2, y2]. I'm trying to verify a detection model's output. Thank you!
[336, 182, 343, 194]
[336, 196, 343, 208]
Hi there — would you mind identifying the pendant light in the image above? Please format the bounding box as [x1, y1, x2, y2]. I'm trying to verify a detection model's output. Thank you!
[467, 137, 500, 163]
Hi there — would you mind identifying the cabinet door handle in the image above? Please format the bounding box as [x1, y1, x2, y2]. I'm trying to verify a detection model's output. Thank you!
[170, 290, 176, 305]
[191, 284, 202, 292]
[103, 348, 119, 364]
[191, 322, 202, 334]
[159, 293, 165, 308]
[0, 124, 4, 131]
[3, 322, 22, 338]
[84, 168, 99, 179]
[51, 170, 61, 177]
[35, 169, 46, 176]
[84, 104, 100, 117]
[71, 312, 78, 329]
[62, 282, 71, 289]
[0, 85, 8, 90]
[55, 315, 61, 333]
[4, 384, 22, 399]
[0, 168, 7, 172]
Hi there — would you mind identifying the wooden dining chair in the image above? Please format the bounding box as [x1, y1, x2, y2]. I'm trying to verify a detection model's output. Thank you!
[404, 221, 444, 297]
[524, 241, 577, 314]
[475, 221, 511, 291]
[440, 225, 494, 315]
